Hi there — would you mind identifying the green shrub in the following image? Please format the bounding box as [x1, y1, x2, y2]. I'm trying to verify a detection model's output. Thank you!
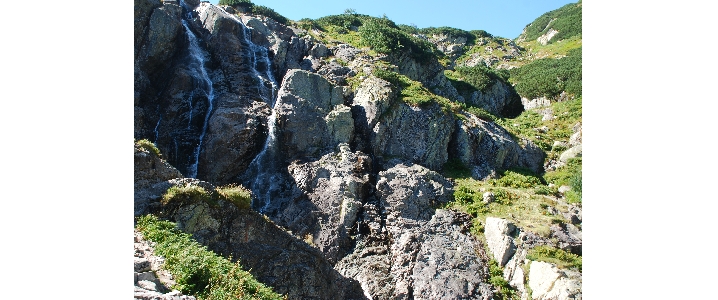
[488, 258, 517, 299]
[509, 47, 581, 99]
[490, 169, 543, 189]
[418, 26, 476, 45]
[136, 139, 162, 158]
[135, 215, 284, 299]
[251, 5, 288, 25]
[218, 0, 253, 9]
[470, 29, 493, 39]
[446, 65, 509, 93]
[443, 158, 472, 179]
[534, 185, 558, 196]
[527, 245, 582, 271]
[217, 184, 252, 210]
[358, 18, 437, 61]
[162, 185, 213, 205]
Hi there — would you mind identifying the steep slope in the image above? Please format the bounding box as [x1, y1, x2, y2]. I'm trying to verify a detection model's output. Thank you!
[134, 0, 582, 299]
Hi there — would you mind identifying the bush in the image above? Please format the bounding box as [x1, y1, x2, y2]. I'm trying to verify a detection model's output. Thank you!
[218, 0, 253, 9]
[217, 184, 253, 210]
[490, 168, 543, 189]
[488, 258, 517, 299]
[447, 65, 509, 93]
[509, 47, 581, 99]
[251, 5, 288, 25]
[162, 185, 213, 205]
[358, 18, 436, 61]
[418, 26, 476, 44]
[136, 139, 161, 158]
[135, 215, 284, 299]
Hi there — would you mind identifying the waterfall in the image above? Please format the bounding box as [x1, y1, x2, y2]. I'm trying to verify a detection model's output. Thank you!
[179, 1, 215, 179]
[229, 15, 281, 213]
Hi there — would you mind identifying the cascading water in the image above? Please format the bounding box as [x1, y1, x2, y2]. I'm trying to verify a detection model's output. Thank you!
[180, 0, 215, 179]
[229, 15, 282, 214]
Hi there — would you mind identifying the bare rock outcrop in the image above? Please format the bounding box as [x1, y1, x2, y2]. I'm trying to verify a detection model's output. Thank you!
[276, 69, 354, 160]
[484, 217, 518, 267]
[134, 231, 197, 300]
[528, 261, 582, 300]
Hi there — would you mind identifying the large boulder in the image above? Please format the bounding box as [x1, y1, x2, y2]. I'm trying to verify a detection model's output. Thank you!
[336, 164, 495, 300]
[450, 113, 545, 179]
[528, 261, 582, 300]
[276, 69, 353, 160]
[286, 145, 373, 264]
[466, 80, 523, 118]
[372, 102, 455, 171]
[484, 217, 518, 266]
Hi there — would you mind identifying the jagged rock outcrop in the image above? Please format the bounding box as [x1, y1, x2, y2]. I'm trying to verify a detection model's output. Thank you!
[450, 113, 545, 179]
[287, 145, 372, 264]
[145, 179, 367, 299]
[372, 103, 455, 170]
[336, 164, 495, 300]
[276, 69, 354, 160]
[135, 142, 183, 216]
[465, 80, 524, 118]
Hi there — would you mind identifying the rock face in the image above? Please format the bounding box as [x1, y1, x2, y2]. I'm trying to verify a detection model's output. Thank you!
[450, 113, 545, 179]
[276, 69, 353, 160]
[286, 145, 372, 264]
[147, 180, 367, 300]
[134, 142, 183, 216]
[466, 80, 524, 118]
[335, 164, 495, 300]
[372, 103, 455, 170]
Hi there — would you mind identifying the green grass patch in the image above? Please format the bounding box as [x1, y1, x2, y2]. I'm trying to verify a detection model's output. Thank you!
[519, 1, 582, 44]
[544, 158, 582, 203]
[489, 168, 544, 189]
[135, 215, 284, 300]
[162, 183, 255, 210]
[372, 68, 462, 113]
[527, 245, 582, 271]
[447, 177, 567, 236]
[495, 97, 581, 152]
[136, 139, 162, 158]
[488, 258, 518, 300]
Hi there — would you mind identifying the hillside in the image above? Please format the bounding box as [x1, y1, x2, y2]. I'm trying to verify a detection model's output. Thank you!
[134, 0, 582, 299]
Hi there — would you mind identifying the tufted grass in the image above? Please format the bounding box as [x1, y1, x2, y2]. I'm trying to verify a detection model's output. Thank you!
[526, 245, 582, 271]
[135, 215, 285, 300]
[136, 139, 162, 158]
[162, 183, 254, 210]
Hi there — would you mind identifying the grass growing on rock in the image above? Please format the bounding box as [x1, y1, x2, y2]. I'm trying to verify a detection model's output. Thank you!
[162, 183, 255, 210]
[135, 215, 285, 300]
[526, 245, 582, 271]
[136, 139, 162, 157]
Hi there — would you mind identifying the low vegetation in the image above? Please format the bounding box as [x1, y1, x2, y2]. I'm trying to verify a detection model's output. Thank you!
[519, 1, 582, 44]
[135, 215, 285, 300]
[526, 245, 582, 271]
[488, 258, 518, 299]
[136, 139, 162, 158]
[509, 47, 581, 99]
[162, 183, 254, 209]
[445, 65, 510, 93]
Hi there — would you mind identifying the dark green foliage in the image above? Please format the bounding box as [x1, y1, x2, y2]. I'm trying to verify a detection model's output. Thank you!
[489, 168, 544, 189]
[315, 14, 364, 30]
[465, 106, 498, 122]
[521, 2, 581, 43]
[443, 158, 472, 179]
[418, 26, 476, 44]
[447, 65, 509, 93]
[398, 24, 419, 35]
[527, 245, 582, 271]
[136, 139, 162, 158]
[359, 18, 436, 60]
[510, 47, 581, 99]
[297, 18, 322, 31]
[251, 5, 288, 25]
[470, 29, 493, 39]
[135, 215, 284, 299]
[218, 0, 253, 9]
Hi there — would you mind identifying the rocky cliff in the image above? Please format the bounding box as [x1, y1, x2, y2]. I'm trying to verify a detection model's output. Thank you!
[134, 1, 582, 299]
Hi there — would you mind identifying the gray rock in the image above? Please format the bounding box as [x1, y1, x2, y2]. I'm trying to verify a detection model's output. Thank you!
[484, 217, 517, 266]
[378, 163, 454, 225]
[569, 122, 582, 146]
[528, 261, 581, 300]
[521, 96, 552, 110]
[286, 147, 372, 264]
[138, 280, 158, 291]
[559, 145, 582, 163]
[537, 28, 560, 45]
[372, 102, 455, 171]
[134, 258, 151, 273]
[465, 80, 523, 117]
[450, 113, 545, 178]
[550, 223, 582, 255]
[564, 204, 582, 225]
[276, 69, 353, 160]
[482, 192, 495, 204]
[558, 185, 572, 193]
[332, 44, 362, 62]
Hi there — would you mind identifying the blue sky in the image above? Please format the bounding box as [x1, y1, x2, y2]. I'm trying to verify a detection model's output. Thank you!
[208, 0, 577, 39]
